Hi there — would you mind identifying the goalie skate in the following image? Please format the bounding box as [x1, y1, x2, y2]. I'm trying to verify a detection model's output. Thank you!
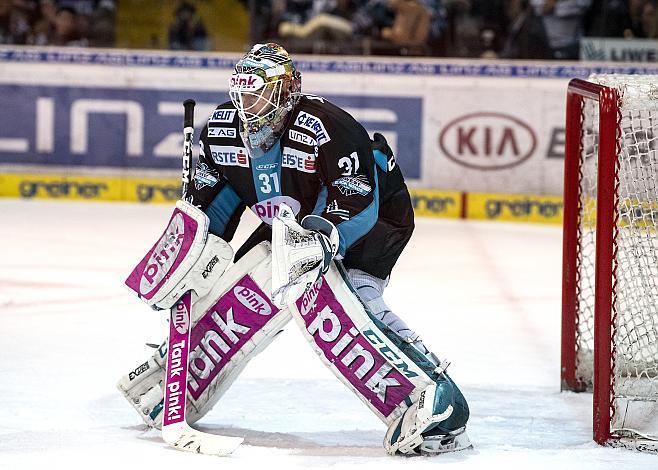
[384, 381, 471, 456]
[419, 427, 472, 455]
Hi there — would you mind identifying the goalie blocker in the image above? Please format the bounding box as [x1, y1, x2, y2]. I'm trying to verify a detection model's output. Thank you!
[119, 201, 469, 455]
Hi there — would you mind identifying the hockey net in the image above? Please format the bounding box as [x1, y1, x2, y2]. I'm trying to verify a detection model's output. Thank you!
[562, 75, 658, 452]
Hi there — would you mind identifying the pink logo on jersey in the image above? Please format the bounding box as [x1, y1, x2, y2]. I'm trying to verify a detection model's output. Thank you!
[251, 196, 301, 225]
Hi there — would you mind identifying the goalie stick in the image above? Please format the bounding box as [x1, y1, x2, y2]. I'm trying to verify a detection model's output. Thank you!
[161, 99, 243, 456]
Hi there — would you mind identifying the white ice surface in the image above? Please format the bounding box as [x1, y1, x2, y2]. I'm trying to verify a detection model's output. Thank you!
[0, 200, 655, 469]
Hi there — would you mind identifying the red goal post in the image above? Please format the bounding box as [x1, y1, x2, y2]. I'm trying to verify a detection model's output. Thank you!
[561, 76, 658, 452]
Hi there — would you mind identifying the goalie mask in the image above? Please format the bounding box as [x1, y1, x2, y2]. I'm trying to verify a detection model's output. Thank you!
[229, 43, 301, 155]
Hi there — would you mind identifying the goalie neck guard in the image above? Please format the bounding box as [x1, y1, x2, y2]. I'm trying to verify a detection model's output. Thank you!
[229, 43, 301, 155]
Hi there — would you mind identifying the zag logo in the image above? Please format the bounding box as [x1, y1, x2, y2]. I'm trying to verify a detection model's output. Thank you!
[208, 127, 236, 138]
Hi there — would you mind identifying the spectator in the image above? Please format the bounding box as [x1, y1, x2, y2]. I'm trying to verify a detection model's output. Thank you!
[31, 0, 57, 45]
[87, 0, 115, 47]
[51, 6, 86, 46]
[240, 0, 279, 44]
[352, 0, 395, 39]
[381, 0, 432, 47]
[277, 0, 356, 42]
[58, 0, 94, 16]
[584, 0, 631, 37]
[471, 0, 507, 56]
[639, 0, 658, 37]
[168, 1, 208, 51]
[0, 0, 32, 44]
[443, 0, 482, 57]
[500, 0, 552, 59]
[275, 0, 314, 27]
[627, 0, 649, 37]
[419, 0, 448, 50]
[532, 0, 592, 59]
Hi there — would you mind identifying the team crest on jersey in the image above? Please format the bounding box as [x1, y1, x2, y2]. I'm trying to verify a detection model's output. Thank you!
[332, 175, 372, 197]
[282, 147, 316, 173]
[209, 145, 249, 168]
[294, 111, 331, 146]
[193, 163, 219, 190]
[209, 109, 236, 123]
[288, 129, 316, 147]
[326, 200, 350, 220]
[208, 127, 237, 138]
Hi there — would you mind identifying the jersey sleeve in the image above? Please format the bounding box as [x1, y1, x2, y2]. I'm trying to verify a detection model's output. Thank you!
[187, 124, 246, 242]
[315, 117, 382, 257]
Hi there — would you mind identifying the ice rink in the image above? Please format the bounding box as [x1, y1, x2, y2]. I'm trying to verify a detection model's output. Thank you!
[1, 199, 654, 469]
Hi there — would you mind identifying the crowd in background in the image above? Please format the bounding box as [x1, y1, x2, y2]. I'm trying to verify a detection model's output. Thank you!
[0, 0, 116, 47]
[248, 0, 658, 59]
[1, 0, 658, 59]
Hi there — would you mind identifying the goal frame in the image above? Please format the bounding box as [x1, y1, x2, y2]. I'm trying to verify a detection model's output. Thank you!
[561, 78, 620, 446]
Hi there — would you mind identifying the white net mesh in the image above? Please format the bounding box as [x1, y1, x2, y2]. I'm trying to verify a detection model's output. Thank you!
[576, 74, 658, 443]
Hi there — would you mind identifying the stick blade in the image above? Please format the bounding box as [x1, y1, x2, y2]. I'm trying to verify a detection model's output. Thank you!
[164, 424, 243, 456]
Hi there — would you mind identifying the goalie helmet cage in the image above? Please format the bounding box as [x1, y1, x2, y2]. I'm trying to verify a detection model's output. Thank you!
[561, 75, 658, 452]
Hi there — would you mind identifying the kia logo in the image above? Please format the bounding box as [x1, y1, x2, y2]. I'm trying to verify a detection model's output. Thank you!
[439, 112, 537, 170]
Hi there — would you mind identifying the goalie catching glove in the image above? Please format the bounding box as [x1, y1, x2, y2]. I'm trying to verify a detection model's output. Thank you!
[271, 203, 339, 307]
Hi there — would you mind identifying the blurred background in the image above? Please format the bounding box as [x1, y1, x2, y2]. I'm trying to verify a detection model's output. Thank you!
[1, 0, 658, 219]
[1, 0, 657, 58]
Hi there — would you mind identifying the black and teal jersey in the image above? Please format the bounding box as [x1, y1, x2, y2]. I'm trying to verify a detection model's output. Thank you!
[188, 94, 414, 279]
